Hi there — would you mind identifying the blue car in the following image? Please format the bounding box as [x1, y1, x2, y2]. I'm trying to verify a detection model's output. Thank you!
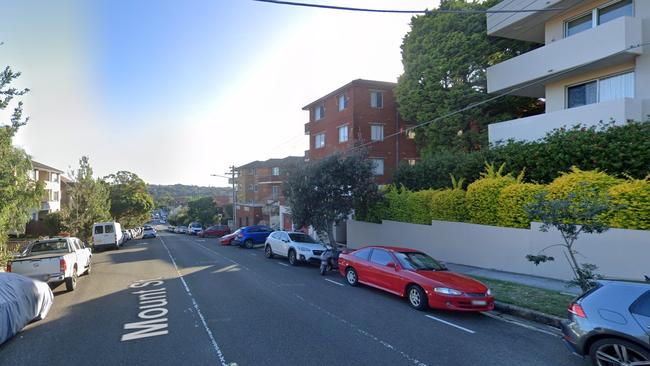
[233, 225, 274, 249]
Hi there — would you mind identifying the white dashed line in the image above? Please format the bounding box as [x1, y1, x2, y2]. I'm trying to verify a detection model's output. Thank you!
[324, 278, 344, 286]
[481, 312, 559, 337]
[425, 315, 476, 334]
[278, 262, 290, 267]
[159, 238, 228, 366]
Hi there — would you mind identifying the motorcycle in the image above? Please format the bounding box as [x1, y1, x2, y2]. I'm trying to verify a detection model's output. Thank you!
[319, 245, 340, 276]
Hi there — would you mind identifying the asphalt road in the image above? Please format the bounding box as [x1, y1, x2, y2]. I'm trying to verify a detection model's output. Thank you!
[0, 232, 587, 366]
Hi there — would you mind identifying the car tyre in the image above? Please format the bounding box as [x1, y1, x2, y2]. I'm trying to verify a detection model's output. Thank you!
[244, 239, 254, 249]
[407, 285, 428, 311]
[589, 338, 650, 366]
[65, 269, 78, 292]
[288, 249, 298, 266]
[85, 261, 92, 276]
[345, 267, 358, 286]
[265, 245, 274, 259]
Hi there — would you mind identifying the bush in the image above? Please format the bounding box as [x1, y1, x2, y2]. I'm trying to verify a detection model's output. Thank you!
[383, 185, 412, 223]
[497, 183, 545, 228]
[606, 177, 650, 230]
[466, 164, 518, 225]
[547, 167, 621, 202]
[407, 190, 436, 224]
[430, 189, 468, 222]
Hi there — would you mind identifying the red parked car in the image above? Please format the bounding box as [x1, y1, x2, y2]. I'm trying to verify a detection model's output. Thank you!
[220, 229, 240, 245]
[338, 246, 494, 312]
[198, 225, 231, 238]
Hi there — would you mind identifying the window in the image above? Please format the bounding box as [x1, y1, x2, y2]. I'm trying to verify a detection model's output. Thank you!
[53, 191, 59, 201]
[94, 226, 104, 234]
[370, 124, 384, 141]
[315, 103, 325, 120]
[598, 0, 633, 25]
[105, 225, 114, 234]
[272, 167, 280, 176]
[248, 184, 254, 191]
[352, 248, 372, 261]
[338, 93, 348, 111]
[272, 186, 279, 200]
[406, 129, 416, 139]
[565, 0, 633, 37]
[288, 233, 316, 243]
[566, 13, 592, 36]
[315, 133, 325, 149]
[370, 91, 383, 108]
[371, 158, 384, 176]
[370, 249, 394, 266]
[247, 168, 256, 175]
[253, 184, 259, 192]
[338, 125, 348, 143]
[51, 173, 59, 182]
[567, 71, 634, 108]
[630, 291, 650, 317]
[408, 159, 416, 166]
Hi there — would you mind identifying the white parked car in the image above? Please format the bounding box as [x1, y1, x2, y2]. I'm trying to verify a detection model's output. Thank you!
[175, 226, 188, 234]
[6, 237, 92, 292]
[93, 222, 124, 250]
[264, 231, 326, 266]
[188, 222, 202, 235]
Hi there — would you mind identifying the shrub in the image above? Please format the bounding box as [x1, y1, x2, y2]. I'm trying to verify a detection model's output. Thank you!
[606, 177, 650, 230]
[383, 185, 412, 223]
[466, 163, 518, 225]
[497, 183, 545, 228]
[430, 189, 468, 222]
[547, 167, 621, 203]
[407, 190, 436, 224]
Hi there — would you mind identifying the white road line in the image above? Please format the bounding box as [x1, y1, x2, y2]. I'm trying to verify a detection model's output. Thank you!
[425, 315, 476, 334]
[278, 262, 290, 267]
[249, 253, 257, 256]
[481, 312, 559, 337]
[159, 238, 228, 366]
[324, 278, 344, 286]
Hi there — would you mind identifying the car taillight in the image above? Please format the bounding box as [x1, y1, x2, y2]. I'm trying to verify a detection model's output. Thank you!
[60, 258, 67, 273]
[6, 262, 11, 272]
[568, 303, 586, 318]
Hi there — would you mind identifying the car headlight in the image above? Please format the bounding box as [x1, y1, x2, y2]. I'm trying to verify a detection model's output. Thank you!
[297, 246, 311, 252]
[486, 288, 492, 296]
[433, 287, 463, 296]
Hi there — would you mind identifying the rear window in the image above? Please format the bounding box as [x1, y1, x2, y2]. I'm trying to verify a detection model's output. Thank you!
[30, 240, 69, 254]
[630, 291, 650, 317]
[105, 225, 114, 233]
[352, 248, 372, 261]
[94, 226, 104, 234]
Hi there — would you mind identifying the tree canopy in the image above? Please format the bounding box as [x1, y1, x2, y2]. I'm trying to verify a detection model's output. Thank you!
[395, 0, 543, 154]
[187, 196, 222, 226]
[104, 171, 154, 228]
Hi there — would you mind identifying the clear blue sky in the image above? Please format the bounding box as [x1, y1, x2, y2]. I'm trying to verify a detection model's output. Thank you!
[3, 0, 437, 185]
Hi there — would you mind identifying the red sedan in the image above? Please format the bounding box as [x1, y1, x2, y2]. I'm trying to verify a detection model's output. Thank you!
[220, 230, 239, 245]
[198, 225, 231, 238]
[338, 246, 494, 312]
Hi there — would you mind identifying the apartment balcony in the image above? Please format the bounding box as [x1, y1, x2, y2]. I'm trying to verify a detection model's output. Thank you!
[487, 16, 643, 97]
[488, 98, 647, 143]
[257, 176, 283, 184]
[304, 123, 310, 135]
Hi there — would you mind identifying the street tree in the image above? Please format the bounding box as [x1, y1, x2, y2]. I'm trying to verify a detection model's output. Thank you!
[395, 0, 543, 154]
[62, 156, 111, 243]
[0, 62, 43, 262]
[284, 152, 380, 246]
[525, 191, 611, 292]
[187, 196, 221, 226]
[103, 171, 154, 228]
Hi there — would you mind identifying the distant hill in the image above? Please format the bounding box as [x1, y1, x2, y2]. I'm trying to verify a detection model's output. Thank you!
[148, 184, 231, 204]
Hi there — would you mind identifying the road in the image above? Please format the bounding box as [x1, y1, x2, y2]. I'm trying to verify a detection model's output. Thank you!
[0, 231, 586, 366]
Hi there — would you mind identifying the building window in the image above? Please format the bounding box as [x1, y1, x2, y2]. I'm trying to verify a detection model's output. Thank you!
[408, 159, 416, 166]
[565, 0, 633, 37]
[253, 184, 259, 192]
[567, 71, 634, 108]
[371, 124, 384, 141]
[51, 173, 59, 182]
[406, 129, 416, 139]
[315, 103, 325, 120]
[338, 93, 348, 111]
[370, 91, 383, 108]
[566, 13, 592, 36]
[338, 125, 348, 143]
[598, 0, 633, 25]
[53, 191, 60, 201]
[315, 133, 326, 149]
[272, 167, 280, 176]
[370, 158, 384, 176]
[272, 186, 279, 200]
[248, 184, 254, 191]
[247, 168, 256, 175]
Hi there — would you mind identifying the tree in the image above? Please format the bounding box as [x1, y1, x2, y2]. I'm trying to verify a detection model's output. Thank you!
[61, 157, 111, 243]
[187, 196, 221, 225]
[284, 152, 380, 246]
[525, 191, 611, 292]
[395, 0, 543, 154]
[104, 171, 154, 228]
[0, 61, 43, 263]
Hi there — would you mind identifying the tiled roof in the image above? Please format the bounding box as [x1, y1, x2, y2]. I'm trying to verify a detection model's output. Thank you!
[302, 79, 397, 110]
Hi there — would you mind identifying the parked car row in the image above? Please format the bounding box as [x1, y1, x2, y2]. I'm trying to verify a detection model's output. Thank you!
[93, 222, 147, 250]
[167, 223, 231, 238]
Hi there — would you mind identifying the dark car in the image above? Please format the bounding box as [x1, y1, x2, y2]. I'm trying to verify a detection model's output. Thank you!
[232, 225, 274, 249]
[561, 279, 650, 365]
[198, 225, 231, 238]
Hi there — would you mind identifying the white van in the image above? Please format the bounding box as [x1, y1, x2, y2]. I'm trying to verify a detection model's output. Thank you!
[93, 222, 123, 250]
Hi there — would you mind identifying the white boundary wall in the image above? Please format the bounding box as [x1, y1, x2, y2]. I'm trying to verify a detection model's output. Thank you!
[347, 219, 650, 282]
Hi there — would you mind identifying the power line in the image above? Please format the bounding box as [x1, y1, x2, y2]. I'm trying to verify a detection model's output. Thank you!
[253, 0, 565, 14]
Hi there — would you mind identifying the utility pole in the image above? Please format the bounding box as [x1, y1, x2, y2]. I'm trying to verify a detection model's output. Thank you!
[210, 166, 238, 230]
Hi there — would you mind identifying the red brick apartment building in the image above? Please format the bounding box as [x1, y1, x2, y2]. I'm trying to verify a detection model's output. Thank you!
[303, 79, 418, 184]
[235, 156, 303, 229]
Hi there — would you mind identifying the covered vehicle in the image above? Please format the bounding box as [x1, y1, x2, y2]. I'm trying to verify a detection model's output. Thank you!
[0, 273, 54, 345]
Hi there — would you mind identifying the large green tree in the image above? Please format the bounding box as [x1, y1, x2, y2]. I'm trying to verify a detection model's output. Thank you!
[187, 196, 221, 226]
[0, 63, 43, 260]
[395, 0, 544, 154]
[62, 156, 111, 243]
[284, 152, 380, 246]
[104, 171, 154, 228]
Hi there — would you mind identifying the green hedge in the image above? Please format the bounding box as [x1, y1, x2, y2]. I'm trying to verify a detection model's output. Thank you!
[547, 166, 622, 203]
[466, 165, 517, 225]
[497, 183, 545, 228]
[407, 190, 436, 225]
[430, 189, 467, 222]
[606, 178, 650, 230]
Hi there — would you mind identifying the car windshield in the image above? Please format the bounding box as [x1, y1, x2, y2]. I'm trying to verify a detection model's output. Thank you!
[394, 252, 447, 271]
[29, 240, 69, 254]
[288, 233, 316, 243]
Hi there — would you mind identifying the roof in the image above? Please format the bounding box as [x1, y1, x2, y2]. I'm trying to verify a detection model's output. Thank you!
[302, 79, 397, 110]
[31, 160, 64, 173]
[356, 245, 420, 253]
[237, 156, 304, 170]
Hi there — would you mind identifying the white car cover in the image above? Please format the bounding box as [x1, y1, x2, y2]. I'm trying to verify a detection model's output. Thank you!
[0, 273, 54, 345]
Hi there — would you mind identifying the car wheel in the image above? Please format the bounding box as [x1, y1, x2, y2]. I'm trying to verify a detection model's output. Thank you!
[244, 239, 254, 249]
[265, 245, 274, 259]
[85, 261, 92, 276]
[65, 268, 78, 292]
[288, 249, 298, 266]
[407, 285, 428, 311]
[345, 267, 358, 286]
[590, 338, 650, 366]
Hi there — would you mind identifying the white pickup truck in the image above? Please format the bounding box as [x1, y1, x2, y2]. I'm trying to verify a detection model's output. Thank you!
[7, 237, 92, 292]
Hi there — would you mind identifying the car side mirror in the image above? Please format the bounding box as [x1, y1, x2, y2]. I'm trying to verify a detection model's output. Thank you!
[387, 262, 397, 270]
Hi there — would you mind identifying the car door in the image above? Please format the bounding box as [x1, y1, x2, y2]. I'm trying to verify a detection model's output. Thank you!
[267, 232, 280, 254]
[279, 232, 291, 257]
[367, 249, 403, 294]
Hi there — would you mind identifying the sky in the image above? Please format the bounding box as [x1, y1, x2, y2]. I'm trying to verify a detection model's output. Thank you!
[1, 0, 439, 186]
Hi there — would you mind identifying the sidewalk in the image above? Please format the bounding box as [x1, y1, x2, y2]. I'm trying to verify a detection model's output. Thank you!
[446, 262, 581, 295]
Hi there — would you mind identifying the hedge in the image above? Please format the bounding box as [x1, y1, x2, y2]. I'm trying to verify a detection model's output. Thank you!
[547, 167, 622, 203]
[606, 177, 650, 230]
[466, 165, 518, 226]
[430, 189, 467, 222]
[497, 183, 545, 228]
[407, 190, 436, 225]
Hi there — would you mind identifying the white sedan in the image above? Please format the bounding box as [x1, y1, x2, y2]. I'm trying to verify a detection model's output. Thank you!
[264, 231, 326, 266]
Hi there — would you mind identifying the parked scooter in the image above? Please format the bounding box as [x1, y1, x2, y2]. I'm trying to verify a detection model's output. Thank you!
[319, 245, 340, 276]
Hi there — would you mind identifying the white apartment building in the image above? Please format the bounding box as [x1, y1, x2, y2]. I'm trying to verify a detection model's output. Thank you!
[486, 0, 649, 143]
[29, 161, 63, 220]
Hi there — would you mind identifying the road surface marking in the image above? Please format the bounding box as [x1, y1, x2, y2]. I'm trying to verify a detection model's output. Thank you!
[196, 239, 206, 242]
[481, 312, 559, 337]
[425, 315, 476, 334]
[121, 280, 169, 341]
[278, 262, 290, 267]
[249, 253, 257, 256]
[160, 238, 228, 366]
[324, 278, 344, 286]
